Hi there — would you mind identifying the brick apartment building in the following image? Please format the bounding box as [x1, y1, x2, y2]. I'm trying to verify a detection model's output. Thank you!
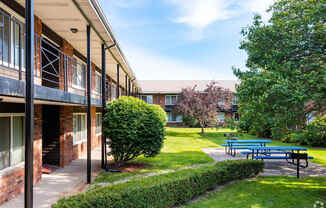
[0, 0, 140, 205]
[139, 80, 239, 126]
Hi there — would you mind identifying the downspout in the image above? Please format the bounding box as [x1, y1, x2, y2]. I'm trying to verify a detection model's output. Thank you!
[71, 0, 139, 90]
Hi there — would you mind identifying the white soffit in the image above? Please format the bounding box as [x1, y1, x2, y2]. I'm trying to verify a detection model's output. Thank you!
[15, 0, 137, 89]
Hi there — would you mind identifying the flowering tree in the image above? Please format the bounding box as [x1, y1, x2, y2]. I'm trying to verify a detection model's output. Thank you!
[175, 82, 233, 134]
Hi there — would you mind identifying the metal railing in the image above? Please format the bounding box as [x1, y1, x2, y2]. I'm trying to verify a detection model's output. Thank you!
[0, 11, 116, 99]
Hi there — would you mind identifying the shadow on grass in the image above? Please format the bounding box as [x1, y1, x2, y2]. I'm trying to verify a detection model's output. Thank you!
[93, 151, 214, 184]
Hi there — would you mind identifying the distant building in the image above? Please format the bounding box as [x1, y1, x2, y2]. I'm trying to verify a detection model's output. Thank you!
[139, 80, 239, 126]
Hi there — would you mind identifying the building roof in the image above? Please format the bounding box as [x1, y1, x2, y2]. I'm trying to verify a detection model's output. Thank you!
[139, 80, 238, 94]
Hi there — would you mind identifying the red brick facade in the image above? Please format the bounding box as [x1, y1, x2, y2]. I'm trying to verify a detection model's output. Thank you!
[0, 105, 43, 205]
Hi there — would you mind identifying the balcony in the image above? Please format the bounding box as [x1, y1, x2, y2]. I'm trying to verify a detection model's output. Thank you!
[0, 14, 101, 106]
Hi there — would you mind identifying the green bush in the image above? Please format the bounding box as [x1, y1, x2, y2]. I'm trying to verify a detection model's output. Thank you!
[148, 104, 167, 124]
[183, 114, 201, 127]
[103, 96, 165, 164]
[301, 116, 326, 146]
[281, 116, 326, 146]
[53, 160, 264, 208]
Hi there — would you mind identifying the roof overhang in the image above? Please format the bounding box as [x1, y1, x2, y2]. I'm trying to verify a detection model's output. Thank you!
[15, 0, 140, 90]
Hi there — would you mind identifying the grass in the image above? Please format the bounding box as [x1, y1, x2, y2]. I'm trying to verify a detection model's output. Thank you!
[94, 127, 226, 183]
[94, 127, 326, 184]
[184, 176, 326, 208]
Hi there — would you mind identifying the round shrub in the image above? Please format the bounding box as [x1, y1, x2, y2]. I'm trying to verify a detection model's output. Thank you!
[103, 96, 165, 165]
[147, 104, 168, 124]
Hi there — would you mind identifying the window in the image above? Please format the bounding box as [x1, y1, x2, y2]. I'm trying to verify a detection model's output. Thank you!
[111, 83, 116, 101]
[73, 114, 87, 145]
[167, 112, 183, 122]
[72, 62, 86, 89]
[141, 95, 153, 104]
[165, 95, 178, 105]
[218, 98, 225, 106]
[96, 113, 102, 136]
[0, 114, 25, 171]
[0, 9, 25, 69]
[218, 113, 225, 122]
[95, 73, 101, 94]
[232, 97, 238, 105]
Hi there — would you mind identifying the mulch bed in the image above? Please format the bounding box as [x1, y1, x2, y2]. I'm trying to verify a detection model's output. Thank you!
[108, 162, 151, 172]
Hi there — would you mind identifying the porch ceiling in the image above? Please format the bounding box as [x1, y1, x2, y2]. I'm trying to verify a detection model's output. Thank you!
[15, 0, 138, 90]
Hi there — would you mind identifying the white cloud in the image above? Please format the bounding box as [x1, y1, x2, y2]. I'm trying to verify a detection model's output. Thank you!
[124, 46, 236, 80]
[168, 0, 235, 30]
[167, 0, 274, 30]
[241, 0, 275, 22]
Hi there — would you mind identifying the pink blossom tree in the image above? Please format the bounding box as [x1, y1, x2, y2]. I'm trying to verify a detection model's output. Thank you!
[175, 82, 233, 134]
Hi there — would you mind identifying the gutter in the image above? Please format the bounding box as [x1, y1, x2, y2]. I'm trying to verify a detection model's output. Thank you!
[71, 0, 140, 90]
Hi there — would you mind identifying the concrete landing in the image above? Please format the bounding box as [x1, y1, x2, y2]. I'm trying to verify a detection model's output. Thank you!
[1, 147, 102, 208]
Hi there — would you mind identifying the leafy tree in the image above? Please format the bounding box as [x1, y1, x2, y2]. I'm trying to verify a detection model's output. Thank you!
[234, 0, 326, 139]
[175, 82, 232, 134]
[103, 96, 165, 165]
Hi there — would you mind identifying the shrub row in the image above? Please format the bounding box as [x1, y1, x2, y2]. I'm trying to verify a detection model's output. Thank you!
[53, 160, 264, 208]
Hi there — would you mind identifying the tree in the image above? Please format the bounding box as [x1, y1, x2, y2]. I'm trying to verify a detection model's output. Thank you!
[175, 82, 232, 134]
[234, 0, 326, 139]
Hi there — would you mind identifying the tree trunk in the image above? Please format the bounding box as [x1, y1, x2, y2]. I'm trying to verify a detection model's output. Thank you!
[201, 127, 205, 134]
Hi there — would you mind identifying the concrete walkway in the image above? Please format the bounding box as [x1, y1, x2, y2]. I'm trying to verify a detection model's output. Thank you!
[2, 147, 102, 208]
[203, 148, 326, 177]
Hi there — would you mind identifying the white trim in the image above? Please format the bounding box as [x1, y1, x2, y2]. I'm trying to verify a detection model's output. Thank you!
[0, 162, 24, 178]
[72, 84, 86, 91]
[165, 95, 179, 106]
[95, 112, 102, 136]
[72, 113, 87, 145]
[0, 114, 25, 172]
[0, 113, 25, 117]
[94, 71, 102, 95]
[0, 3, 25, 23]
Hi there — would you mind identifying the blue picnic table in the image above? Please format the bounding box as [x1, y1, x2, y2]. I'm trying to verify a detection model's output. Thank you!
[223, 140, 272, 156]
[246, 146, 307, 159]
[246, 146, 313, 178]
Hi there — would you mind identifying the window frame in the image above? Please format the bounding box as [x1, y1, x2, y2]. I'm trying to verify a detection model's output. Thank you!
[72, 58, 86, 90]
[95, 112, 102, 136]
[0, 113, 25, 173]
[0, 8, 26, 71]
[141, 95, 153, 104]
[165, 95, 178, 106]
[94, 71, 102, 94]
[73, 113, 87, 145]
[167, 111, 183, 123]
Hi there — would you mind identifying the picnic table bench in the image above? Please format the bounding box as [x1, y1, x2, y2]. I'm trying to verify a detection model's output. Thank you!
[246, 146, 314, 178]
[223, 140, 272, 156]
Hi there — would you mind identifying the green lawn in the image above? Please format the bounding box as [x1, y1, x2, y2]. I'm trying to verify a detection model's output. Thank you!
[94, 127, 225, 183]
[94, 127, 326, 183]
[184, 176, 326, 208]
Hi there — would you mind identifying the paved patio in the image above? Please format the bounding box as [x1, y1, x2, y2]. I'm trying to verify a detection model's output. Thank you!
[2, 147, 102, 208]
[203, 148, 326, 177]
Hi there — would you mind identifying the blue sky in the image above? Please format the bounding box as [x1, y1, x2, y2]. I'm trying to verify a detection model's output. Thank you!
[99, 0, 274, 80]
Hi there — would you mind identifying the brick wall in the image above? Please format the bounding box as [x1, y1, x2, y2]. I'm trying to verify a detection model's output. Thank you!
[59, 106, 101, 164]
[0, 105, 42, 205]
[59, 106, 74, 167]
[153, 94, 165, 108]
[34, 16, 42, 85]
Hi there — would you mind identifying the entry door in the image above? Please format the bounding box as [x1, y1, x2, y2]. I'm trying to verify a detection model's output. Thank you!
[42, 105, 60, 166]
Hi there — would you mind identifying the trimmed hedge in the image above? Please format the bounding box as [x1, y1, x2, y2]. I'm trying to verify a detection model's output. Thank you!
[53, 160, 264, 208]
